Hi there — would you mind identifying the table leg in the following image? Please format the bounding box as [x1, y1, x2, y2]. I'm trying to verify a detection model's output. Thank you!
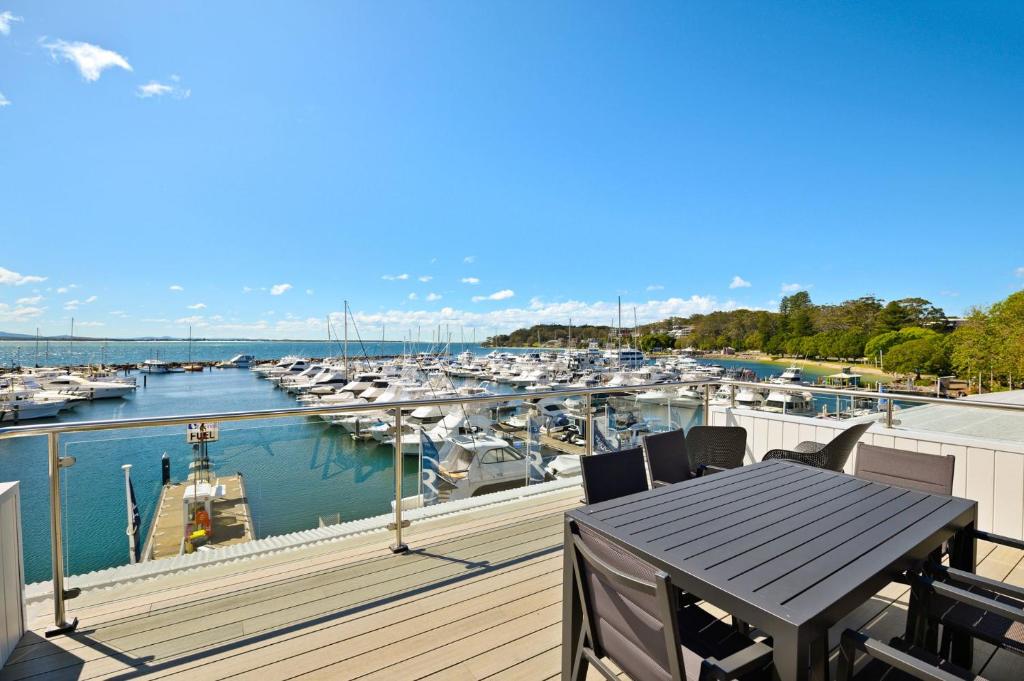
[562, 519, 587, 681]
[772, 630, 810, 681]
[809, 634, 829, 681]
[948, 522, 977, 671]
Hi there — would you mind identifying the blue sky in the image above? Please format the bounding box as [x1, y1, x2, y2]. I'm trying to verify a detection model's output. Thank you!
[1, 2, 1022, 339]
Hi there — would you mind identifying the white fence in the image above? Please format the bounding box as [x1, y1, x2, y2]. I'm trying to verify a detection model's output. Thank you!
[708, 406, 1024, 541]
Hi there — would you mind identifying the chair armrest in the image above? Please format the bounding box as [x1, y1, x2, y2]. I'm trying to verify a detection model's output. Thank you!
[973, 529, 1024, 552]
[697, 464, 728, 476]
[762, 449, 811, 464]
[929, 563, 1024, 602]
[838, 630, 969, 681]
[793, 440, 824, 454]
[702, 641, 773, 680]
[653, 480, 672, 488]
[928, 578, 1024, 625]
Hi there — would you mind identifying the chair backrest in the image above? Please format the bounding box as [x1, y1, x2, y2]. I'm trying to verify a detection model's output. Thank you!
[642, 430, 691, 485]
[685, 426, 747, 471]
[580, 447, 649, 505]
[570, 521, 684, 681]
[854, 444, 955, 496]
[820, 421, 873, 471]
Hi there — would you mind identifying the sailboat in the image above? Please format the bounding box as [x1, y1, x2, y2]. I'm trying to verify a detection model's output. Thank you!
[184, 326, 204, 372]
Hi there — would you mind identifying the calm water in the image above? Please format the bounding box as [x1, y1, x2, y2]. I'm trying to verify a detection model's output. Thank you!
[0, 345, 839, 583]
[0, 339, 490, 368]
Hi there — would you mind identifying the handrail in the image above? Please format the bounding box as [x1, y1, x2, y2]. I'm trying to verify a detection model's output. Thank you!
[0, 379, 713, 440]
[4, 373, 1024, 637]
[717, 379, 1024, 413]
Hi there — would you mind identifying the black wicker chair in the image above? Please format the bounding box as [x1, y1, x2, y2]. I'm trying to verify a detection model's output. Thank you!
[685, 426, 747, 475]
[642, 430, 693, 487]
[762, 422, 871, 472]
[568, 520, 773, 681]
[580, 447, 649, 504]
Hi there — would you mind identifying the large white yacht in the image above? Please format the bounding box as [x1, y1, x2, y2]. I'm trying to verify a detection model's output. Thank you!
[762, 389, 815, 415]
[43, 374, 136, 399]
[770, 366, 806, 384]
[601, 347, 646, 369]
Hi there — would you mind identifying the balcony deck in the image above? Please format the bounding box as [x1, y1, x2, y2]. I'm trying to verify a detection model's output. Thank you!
[2, 485, 1022, 681]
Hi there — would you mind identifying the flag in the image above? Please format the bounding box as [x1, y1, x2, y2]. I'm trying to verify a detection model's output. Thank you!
[526, 415, 545, 484]
[419, 429, 441, 506]
[128, 476, 141, 563]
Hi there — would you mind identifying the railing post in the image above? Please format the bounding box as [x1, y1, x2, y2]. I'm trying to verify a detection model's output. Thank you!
[585, 393, 594, 456]
[885, 399, 894, 429]
[702, 383, 711, 425]
[390, 408, 408, 553]
[729, 383, 736, 408]
[46, 432, 77, 637]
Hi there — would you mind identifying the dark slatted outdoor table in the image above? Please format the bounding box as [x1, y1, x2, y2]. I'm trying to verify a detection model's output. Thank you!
[562, 459, 978, 681]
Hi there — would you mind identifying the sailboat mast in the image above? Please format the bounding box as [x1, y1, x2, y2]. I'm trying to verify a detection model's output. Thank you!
[35, 327, 39, 367]
[617, 297, 622, 367]
[343, 300, 349, 377]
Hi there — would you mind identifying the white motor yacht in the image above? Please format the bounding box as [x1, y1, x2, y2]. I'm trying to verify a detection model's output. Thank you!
[43, 374, 136, 399]
[762, 390, 815, 415]
[770, 366, 806, 385]
[139, 359, 171, 374]
[218, 354, 256, 368]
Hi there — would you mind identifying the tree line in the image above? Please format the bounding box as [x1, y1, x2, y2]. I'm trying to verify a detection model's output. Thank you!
[486, 291, 1024, 386]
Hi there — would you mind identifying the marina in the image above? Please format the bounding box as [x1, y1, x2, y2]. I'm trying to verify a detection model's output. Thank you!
[0, 343, 852, 582]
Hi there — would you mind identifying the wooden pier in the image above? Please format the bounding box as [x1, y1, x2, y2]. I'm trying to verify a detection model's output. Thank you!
[142, 473, 254, 561]
[493, 423, 585, 456]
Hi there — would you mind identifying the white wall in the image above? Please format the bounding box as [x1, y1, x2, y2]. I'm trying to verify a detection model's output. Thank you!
[0, 482, 25, 669]
[709, 406, 1024, 540]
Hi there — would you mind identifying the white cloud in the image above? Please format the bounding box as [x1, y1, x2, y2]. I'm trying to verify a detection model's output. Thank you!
[42, 39, 132, 82]
[142, 318, 170, 324]
[242, 286, 253, 293]
[187, 302, 206, 310]
[0, 11, 22, 36]
[418, 275, 433, 282]
[136, 78, 190, 100]
[0, 266, 47, 286]
[408, 292, 418, 301]
[0, 92, 9, 108]
[306, 288, 314, 295]
[472, 289, 515, 302]
[729, 276, 751, 289]
[16, 295, 42, 305]
[461, 277, 480, 285]
[426, 292, 442, 302]
[76, 321, 104, 327]
[175, 315, 207, 326]
[270, 283, 292, 296]
[781, 282, 811, 293]
[646, 284, 664, 291]
[0, 303, 44, 322]
[169, 284, 184, 292]
[381, 273, 410, 281]
[64, 295, 97, 311]
[56, 287, 69, 294]
[109, 310, 128, 318]
[1015, 267, 1024, 277]
[463, 256, 476, 264]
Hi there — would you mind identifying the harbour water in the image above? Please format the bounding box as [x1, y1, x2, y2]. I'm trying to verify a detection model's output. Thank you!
[0, 344, 836, 584]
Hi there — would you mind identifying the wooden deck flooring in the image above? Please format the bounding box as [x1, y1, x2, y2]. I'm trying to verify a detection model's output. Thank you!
[2, 485, 1022, 680]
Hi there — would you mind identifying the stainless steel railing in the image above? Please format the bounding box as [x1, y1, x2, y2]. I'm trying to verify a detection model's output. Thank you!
[0, 378, 711, 634]
[1, 375, 1023, 635]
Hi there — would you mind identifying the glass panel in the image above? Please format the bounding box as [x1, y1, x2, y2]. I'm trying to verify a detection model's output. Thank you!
[59, 413, 397, 579]
[0, 433, 51, 585]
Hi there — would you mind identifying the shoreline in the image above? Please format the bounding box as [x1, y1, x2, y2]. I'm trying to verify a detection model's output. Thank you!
[703, 352, 894, 382]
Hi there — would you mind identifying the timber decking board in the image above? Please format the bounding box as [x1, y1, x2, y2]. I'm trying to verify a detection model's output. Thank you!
[2, 483, 1022, 681]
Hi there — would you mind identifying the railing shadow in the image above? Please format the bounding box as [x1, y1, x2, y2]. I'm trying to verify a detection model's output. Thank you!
[46, 541, 562, 680]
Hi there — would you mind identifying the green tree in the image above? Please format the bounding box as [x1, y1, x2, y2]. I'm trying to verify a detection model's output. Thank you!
[884, 335, 951, 378]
